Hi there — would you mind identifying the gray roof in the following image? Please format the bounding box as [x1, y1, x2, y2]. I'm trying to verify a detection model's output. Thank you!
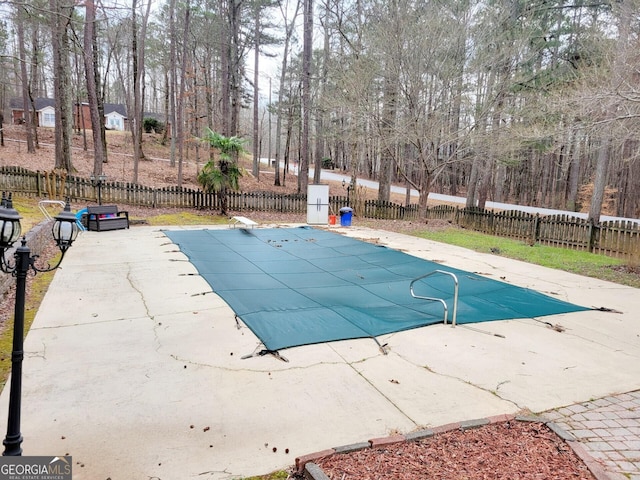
[104, 103, 127, 118]
[10, 98, 127, 118]
[10, 97, 55, 110]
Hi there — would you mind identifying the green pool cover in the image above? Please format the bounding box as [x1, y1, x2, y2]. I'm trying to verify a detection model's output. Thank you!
[165, 227, 590, 351]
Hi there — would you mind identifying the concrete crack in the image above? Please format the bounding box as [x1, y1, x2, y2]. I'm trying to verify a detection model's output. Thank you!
[328, 344, 420, 429]
[125, 264, 163, 352]
[394, 349, 525, 412]
[126, 264, 151, 319]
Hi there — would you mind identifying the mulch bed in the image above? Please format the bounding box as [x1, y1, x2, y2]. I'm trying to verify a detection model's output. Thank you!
[313, 421, 597, 480]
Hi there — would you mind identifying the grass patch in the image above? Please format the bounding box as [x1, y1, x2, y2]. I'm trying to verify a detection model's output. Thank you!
[0, 257, 59, 389]
[414, 228, 640, 288]
[10, 196, 48, 233]
[241, 471, 289, 480]
[143, 211, 228, 226]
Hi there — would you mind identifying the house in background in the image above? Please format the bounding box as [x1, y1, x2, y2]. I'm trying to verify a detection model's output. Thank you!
[10, 98, 128, 131]
[9, 97, 56, 127]
[104, 104, 127, 131]
[75, 102, 128, 131]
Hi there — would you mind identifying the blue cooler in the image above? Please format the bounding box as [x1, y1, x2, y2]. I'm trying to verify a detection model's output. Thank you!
[339, 207, 353, 227]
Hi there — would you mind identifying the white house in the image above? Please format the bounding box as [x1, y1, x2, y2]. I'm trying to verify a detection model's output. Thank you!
[39, 105, 56, 128]
[105, 110, 126, 131]
[10, 98, 128, 131]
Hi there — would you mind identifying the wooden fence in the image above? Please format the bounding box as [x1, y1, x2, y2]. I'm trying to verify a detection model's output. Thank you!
[423, 205, 640, 260]
[363, 200, 421, 220]
[1, 166, 638, 259]
[0, 166, 401, 217]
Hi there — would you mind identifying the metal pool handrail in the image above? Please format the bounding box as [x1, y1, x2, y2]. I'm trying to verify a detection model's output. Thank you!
[410, 270, 459, 326]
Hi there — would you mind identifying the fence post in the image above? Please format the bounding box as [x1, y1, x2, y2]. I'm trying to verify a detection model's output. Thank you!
[588, 218, 598, 253]
[532, 214, 540, 245]
[36, 171, 42, 196]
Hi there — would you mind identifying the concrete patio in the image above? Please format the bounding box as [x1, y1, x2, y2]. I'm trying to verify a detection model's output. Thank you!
[0, 224, 638, 479]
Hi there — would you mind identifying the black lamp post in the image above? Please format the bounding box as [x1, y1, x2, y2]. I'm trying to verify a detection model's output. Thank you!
[342, 178, 355, 207]
[90, 173, 107, 205]
[0, 193, 79, 456]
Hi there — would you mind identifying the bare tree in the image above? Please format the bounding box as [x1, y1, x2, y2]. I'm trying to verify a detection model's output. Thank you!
[50, 0, 74, 172]
[274, 0, 302, 187]
[84, 0, 106, 175]
[313, 1, 331, 184]
[252, 2, 261, 179]
[130, 0, 152, 184]
[15, 3, 35, 153]
[299, 0, 313, 194]
[219, 0, 247, 137]
[168, 0, 177, 167]
[250, 0, 279, 180]
[588, 1, 633, 224]
[176, 0, 190, 187]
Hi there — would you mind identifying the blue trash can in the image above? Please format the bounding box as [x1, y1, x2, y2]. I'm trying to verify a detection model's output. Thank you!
[339, 207, 353, 227]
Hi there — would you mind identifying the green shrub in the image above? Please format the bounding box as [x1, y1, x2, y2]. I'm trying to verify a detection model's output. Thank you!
[143, 117, 165, 134]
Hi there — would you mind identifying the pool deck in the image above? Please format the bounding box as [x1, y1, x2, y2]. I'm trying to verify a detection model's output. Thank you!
[0, 223, 638, 479]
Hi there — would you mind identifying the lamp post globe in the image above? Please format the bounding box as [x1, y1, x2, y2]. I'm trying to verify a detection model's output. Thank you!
[0, 194, 22, 250]
[52, 202, 80, 252]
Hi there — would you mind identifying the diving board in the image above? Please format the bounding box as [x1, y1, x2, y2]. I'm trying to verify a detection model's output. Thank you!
[229, 216, 258, 229]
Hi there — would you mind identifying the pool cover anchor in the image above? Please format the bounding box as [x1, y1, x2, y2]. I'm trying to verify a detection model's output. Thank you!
[241, 344, 289, 363]
[373, 337, 389, 355]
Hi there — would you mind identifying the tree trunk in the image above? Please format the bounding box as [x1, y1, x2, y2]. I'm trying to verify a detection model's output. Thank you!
[588, 135, 609, 224]
[477, 160, 492, 209]
[252, 5, 260, 179]
[376, 0, 404, 203]
[274, 0, 301, 187]
[588, 1, 631, 224]
[84, 0, 106, 175]
[378, 74, 396, 202]
[169, 0, 177, 166]
[177, 0, 191, 187]
[50, 0, 73, 172]
[299, 0, 313, 194]
[466, 157, 481, 208]
[220, 6, 230, 137]
[566, 131, 581, 212]
[162, 69, 170, 146]
[15, 5, 35, 154]
[130, 0, 151, 183]
[313, 1, 330, 185]
[228, 0, 242, 137]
